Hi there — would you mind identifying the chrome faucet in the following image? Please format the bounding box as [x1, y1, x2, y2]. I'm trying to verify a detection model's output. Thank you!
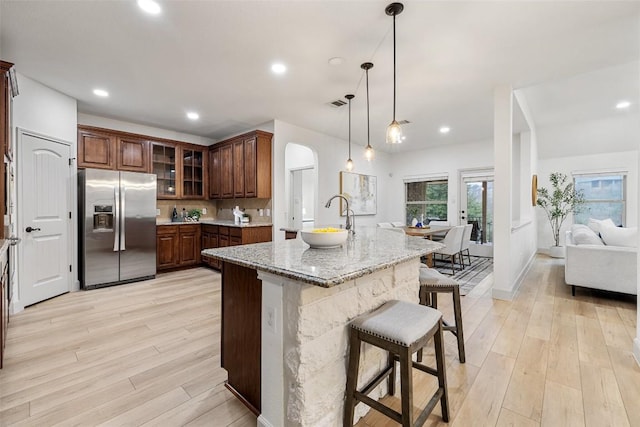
[325, 194, 353, 233]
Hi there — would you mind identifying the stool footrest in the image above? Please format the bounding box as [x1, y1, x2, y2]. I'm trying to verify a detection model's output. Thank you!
[355, 391, 402, 424]
[360, 365, 393, 396]
[415, 388, 445, 426]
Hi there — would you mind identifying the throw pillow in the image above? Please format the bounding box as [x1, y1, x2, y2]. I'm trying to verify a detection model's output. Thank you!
[600, 226, 638, 247]
[587, 218, 616, 234]
[571, 224, 604, 245]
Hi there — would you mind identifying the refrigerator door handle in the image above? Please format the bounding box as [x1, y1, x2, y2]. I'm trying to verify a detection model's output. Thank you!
[120, 186, 126, 251]
[113, 186, 120, 252]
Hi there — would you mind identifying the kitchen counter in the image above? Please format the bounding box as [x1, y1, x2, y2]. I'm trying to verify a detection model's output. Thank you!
[203, 227, 443, 426]
[202, 227, 442, 287]
[156, 219, 272, 228]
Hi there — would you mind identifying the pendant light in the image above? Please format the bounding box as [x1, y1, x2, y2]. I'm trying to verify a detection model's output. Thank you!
[361, 62, 375, 161]
[345, 94, 354, 171]
[385, 2, 404, 144]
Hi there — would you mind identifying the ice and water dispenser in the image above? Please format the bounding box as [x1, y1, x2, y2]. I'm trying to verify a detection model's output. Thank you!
[93, 205, 114, 232]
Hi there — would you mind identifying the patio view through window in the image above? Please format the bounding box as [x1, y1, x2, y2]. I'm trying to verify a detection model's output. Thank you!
[574, 174, 626, 226]
[465, 180, 494, 244]
[405, 180, 448, 225]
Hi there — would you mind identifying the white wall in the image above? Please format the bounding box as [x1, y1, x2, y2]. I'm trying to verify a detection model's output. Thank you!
[388, 139, 494, 225]
[78, 113, 215, 146]
[273, 120, 392, 241]
[12, 74, 78, 312]
[537, 150, 638, 249]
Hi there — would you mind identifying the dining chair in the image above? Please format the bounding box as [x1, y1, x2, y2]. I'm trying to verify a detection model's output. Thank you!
[459, 224, 473, 268]
[428, 220, 450, 226]
[377, 222, 393, 228]
[433, 225, 465, 275]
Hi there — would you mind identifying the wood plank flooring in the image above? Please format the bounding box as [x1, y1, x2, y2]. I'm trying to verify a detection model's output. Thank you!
[0, 256, 637, 426]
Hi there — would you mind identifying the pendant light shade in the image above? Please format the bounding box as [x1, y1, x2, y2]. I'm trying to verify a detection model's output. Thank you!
[345, 94, 354, 171]
[385, 2, 404, 144]
[361, 62, 375, 161]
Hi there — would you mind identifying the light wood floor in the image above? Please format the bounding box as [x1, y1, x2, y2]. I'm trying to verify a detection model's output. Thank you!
[0, 257, 638, 426]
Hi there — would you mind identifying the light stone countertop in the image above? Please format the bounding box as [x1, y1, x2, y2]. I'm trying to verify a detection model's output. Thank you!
[157, 219, 272, 228]
[202, 227, 444, 287]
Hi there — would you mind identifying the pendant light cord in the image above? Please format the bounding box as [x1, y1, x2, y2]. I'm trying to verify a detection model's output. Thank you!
[348, 97, 352, 158]
[366, 69, 370, 147]
[392, 13, 396, 121]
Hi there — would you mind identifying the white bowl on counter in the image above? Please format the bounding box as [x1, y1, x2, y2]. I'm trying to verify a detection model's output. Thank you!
[300, 228, 349, 249]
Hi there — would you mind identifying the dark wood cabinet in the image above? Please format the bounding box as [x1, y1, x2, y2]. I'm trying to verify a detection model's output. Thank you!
[208, 148, 221, 199]
[208, 130, 272, 200]
[201, 224, 220, 268]
[181, 147, 205, 199]
[117, 137, 149, 172]
[202, 224, 271, 271]
[1, 60, 17, 241]
[220, 144, 233, 199]
[78, 128, 116, 170]
[178, 224, 201, 266]
[157, 226, 179, 269]
[152, 142, 178, 199]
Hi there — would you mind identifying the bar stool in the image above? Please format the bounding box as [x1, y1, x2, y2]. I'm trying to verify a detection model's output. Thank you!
[418, 265, 465, 363]
[344, 300, 449, 427]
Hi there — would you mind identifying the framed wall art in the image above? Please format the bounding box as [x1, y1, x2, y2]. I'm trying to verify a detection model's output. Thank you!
[339, 171, 377, 215]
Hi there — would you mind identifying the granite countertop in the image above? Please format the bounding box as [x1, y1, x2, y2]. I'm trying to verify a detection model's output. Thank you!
[157, 219, 272, 228]
[202, 227, 444, 287]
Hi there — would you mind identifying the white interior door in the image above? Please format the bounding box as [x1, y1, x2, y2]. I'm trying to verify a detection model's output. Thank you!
[290, 169, 303, 230]
[19, 131, 72, 307]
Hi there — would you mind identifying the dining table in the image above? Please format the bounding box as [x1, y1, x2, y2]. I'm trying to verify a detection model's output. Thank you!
[402, 225, 452, 266]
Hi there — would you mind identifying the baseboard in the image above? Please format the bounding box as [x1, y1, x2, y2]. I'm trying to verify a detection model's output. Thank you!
[257, 415, 275, 427]
[633, 338, 640, 367]
[492, 251, 536, 301]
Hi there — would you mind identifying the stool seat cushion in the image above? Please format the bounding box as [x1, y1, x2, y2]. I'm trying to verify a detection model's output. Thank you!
[419, 266, 459, 288]
[351, 300, 442, 347]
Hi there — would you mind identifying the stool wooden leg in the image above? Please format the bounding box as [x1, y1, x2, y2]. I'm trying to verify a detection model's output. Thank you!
[388, 351, 396, 396]
[417, 287, 428, 363]
[452, 285, 466, 363]
[344, 328, 362, 426]
[433, 320, 450, 422]
[399, 346, 414, 427]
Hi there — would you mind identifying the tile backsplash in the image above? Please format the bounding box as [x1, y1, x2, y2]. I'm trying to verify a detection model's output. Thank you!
[156, 198, 272, 224]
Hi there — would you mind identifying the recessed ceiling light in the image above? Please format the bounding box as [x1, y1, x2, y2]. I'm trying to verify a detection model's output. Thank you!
[93, 89, 109, 97]
[328, 57, 344, 66]
[138, 0, 161, 15]
[186, 112, 199, 120]
[439, 126, 450, 134]
[271, 63, 287, 74]
[616, 100, 631, 109]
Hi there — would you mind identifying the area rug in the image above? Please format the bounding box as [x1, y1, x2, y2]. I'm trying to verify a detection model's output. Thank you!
[433, 256, 493, 296]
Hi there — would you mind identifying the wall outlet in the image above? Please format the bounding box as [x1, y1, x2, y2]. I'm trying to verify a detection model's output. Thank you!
[266, 208, 271, 217]
[202, 207, 207, 215]
[258, 208, 264, 216]
[156, 209, 161, 216]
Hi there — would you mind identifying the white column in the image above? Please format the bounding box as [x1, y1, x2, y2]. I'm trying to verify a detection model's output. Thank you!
[634, 147, 640, 366]
[492, 85, 514, 300]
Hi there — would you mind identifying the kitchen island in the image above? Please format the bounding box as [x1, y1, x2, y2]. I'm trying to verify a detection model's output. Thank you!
[202, 227, 443, 427]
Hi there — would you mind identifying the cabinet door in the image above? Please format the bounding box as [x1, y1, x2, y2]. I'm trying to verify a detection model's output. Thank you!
[156, 229, 179, 270]
[179, 225, 201, 266]
[152, 143, 178, 199]
[201, 231, 210, 263]
[209, 147, 221, 199]
[78, 128, 116, 170]
[117, 137, 149, 172]
[243, 137, 257, 198]
[233, 139, 245, 198]
[181, 147, 205, 199]
[1, 71, 9, 162]
[220, 144, 234, 199]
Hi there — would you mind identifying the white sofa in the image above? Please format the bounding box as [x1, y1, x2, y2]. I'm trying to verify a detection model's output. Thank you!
[565, 228, 637, 296]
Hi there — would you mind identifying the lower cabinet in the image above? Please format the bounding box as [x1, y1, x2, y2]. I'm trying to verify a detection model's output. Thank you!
[202, 224, 272, 271]
[157, 224, 201, 271]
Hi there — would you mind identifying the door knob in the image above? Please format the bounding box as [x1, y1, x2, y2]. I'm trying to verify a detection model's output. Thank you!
[25, 226, 41, 233]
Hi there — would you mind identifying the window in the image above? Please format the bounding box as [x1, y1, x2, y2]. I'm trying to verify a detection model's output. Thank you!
[405, 180, 448, 225]
[573, 173, 626, 226]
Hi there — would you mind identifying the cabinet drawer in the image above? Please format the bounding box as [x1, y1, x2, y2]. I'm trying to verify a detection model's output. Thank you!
[229, 227, 242, 238]
[230, 236, 242, 246]
[219, 226, 229, 236]
[178, 224, 200, 234]
[202, 224, 218, 234]
[157, 225, 178, 235]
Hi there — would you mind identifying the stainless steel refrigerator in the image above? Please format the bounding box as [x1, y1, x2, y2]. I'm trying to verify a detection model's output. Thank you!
[79, 168, 157, 289]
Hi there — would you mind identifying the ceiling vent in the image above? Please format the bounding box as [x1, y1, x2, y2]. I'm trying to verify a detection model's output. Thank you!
[398, 119, 411, 125]
[329, 99, 347, 108]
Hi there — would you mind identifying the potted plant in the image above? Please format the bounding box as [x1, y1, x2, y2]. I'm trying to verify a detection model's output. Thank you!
[536, 172, 585, 258]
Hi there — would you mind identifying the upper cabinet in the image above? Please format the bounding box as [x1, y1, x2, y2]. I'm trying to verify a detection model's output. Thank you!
[117, 136, 149, 172]
[152, 142, 178, 199]
[78, 127, 116, 170]
[182, 147, 206, 199]
[209, 130, 272, 200]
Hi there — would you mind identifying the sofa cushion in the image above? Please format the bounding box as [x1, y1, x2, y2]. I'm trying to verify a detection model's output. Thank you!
[600, 225, 638, 247]
[571, 224, 604, 245]
[587, 218, 616, 234]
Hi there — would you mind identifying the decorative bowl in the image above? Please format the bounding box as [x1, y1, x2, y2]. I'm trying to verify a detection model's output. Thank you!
[300, 228, 349, 249]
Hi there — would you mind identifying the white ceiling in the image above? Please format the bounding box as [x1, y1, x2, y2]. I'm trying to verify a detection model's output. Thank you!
[1, 1, 638, 153]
